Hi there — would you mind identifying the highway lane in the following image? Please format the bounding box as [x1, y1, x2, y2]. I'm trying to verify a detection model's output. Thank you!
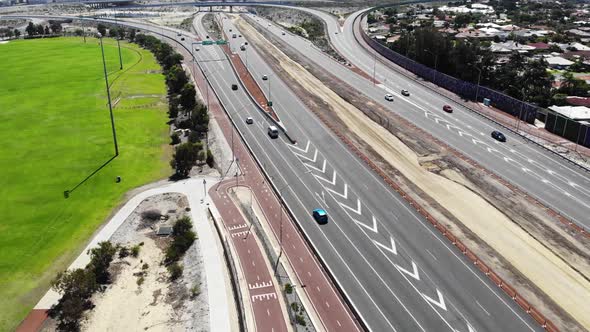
[210, 13, 541, 331]
[3, 13, 542, 331]
[246, 9, 590, 231]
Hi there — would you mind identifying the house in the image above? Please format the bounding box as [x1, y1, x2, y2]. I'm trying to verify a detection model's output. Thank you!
[566, 96, 590, 107]
[490, 41, 536, 53]
[528, 42, 550, 51]
[548, 105, 590, 121]
[568, 29, 590, 38]
[546, 56, 575, 69]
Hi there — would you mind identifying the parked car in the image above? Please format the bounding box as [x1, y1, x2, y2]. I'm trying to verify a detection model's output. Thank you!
[245, 117, 253, 125]
[385, 94, 394, 101]
[491, 130, 507, 142]
[401, 89, 410, 96]
[206, 35, 210, 39]
[312, 209, 328, 224]
[443, 105, 453, 113]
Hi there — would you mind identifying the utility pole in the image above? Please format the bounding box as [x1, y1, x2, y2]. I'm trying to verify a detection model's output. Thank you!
[99, 33, 119, 156]
[424, 49, 438, 83]
[113, 8, 123, 70]
[472, 65, 482, 104]
[372, 51, 377, 86]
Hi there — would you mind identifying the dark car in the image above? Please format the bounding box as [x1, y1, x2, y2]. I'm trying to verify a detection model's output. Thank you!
[401, 89, 410, 96]
[231, 84, 238, 91]
[491, 130, 507, 142]
[245, 117, 253, 125]
[180, 37, 185, 41]
[312, 209, 328, 224]
[443, 105, 453, 113]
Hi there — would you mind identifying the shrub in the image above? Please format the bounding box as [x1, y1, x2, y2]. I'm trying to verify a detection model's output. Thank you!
[131, 245, 141, 258]
[141, 209, 161, 221]
[291, 302, 299, 312]
[142, 263, 149, 270]
[119, 246, 130, 259]
[284, 283, 293, 294]
[88, 241, 117, 285]
[295, 314, 306, 326]
[188, 131, 200, 143]
[137, 276, 145, 286]
[190, 284, 201, 298]
[168, 262, 183, 280]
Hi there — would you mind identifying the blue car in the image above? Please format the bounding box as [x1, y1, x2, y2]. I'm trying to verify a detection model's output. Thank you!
[312, 209, 328, 224]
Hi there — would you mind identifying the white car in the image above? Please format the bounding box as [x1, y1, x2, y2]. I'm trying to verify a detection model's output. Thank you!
[245, 117, 253, 125]
[385, 94, 394, 101]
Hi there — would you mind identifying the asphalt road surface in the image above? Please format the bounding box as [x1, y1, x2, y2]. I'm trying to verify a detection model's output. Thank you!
[1, 12, 546, 332]
[250, 7, 590, 233]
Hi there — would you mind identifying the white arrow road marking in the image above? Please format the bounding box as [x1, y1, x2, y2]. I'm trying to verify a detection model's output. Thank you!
[314, 169, 337, 186]
[340, 198, 361, 215]
[306, 159, 327, 173]
[326, 183, 348, 199]
[486, 147, 498, 153]
[522, 167, 531, 173]
[396, 261, 420, 281]
[354, 215, 378, 233]
[503, 156, 514, 163]
[422, 289, 447, 311]
[454, 323, 476, 332]
[472, 138, 484, 145]
[295, 148, 318, 163]
[373, 237, 397, 254]
[289, 139, 309, 153]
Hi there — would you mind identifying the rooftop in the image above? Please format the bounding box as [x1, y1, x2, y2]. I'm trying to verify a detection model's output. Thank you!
[548, 105, 590, 120]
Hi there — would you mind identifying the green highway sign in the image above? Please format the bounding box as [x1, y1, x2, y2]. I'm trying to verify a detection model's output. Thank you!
[202, 40, 214, 45]
[216, 40, 228, 45]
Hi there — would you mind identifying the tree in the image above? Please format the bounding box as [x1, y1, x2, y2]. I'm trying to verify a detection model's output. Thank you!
[88, 241, 117, 285]
[49, 21, 62, 34]
[74, 28, 84, 36]
[14, 29, 20, 38]
[559, 71, 590, 97]
[97, 23, 107, 37]
[25, 22, 35, 36]
[128, 28, 136, 41]
[35, 25, 44, 35]
[109, 26, 119, 38]
[48, 268, 98, 332]
[44, 26, 50, 35]
[179, 83, 197, 112]
[170, 142, 200, 177]
[190, 102, 209, 134]
[171, 132, 181, 145]
[166, 65, 189, 94]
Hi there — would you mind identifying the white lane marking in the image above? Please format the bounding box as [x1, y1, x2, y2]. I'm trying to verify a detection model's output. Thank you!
[426, 249, 437, 261]
[476, 300, 491, 316]
[422, 289, 447, 311]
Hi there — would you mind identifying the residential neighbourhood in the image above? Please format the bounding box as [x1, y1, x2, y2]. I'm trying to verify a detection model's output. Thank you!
[366, 0, 590, 147]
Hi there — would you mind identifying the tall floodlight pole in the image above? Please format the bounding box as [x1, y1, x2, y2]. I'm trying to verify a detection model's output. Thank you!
[99, 33, 119, 156]
[113, 8, 123, 70]
[472, 65, 482, 103]
[424, 49, 438, 83]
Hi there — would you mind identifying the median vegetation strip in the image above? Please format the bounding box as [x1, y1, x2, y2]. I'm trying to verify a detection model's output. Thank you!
[0, 37, 170, 331]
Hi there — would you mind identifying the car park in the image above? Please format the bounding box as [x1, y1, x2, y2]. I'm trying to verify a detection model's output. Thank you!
[245, 117, 253, 125]
[401, 89, 410, 96]
[443, 105, 453, 113]
[385, 94, 394, 101]
[312, 209, 328, 224]
[491, 130, 507, 142]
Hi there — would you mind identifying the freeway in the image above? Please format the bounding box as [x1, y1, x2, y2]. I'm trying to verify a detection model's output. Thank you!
[200, 12, 541, 332]
[1, 12, 543, 331]
[246, 6, 590, 232]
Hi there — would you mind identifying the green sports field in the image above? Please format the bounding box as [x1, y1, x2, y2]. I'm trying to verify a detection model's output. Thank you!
[0, 37, 171, 330]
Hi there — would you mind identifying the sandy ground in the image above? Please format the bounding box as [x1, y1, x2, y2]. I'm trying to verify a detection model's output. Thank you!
[81, 193, 209, 332]
[236, 17, 590, 331]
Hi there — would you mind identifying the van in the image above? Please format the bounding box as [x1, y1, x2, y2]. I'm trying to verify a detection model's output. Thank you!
[232, 33, 237, 38]
[268, 126, 279, 139]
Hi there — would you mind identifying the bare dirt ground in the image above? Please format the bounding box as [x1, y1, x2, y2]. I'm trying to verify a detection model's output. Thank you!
[78, 193, 209, 332]
[236, 16, 590, 331]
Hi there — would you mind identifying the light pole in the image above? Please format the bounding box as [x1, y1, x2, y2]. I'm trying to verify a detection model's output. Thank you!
[471, 65, 482, 104]
[510, 85, 527, 133]
[98, 32, 119, 156]
[424, 49, 438, 83]
[372, 50, 377, 86]
[113, 8, 123, 70]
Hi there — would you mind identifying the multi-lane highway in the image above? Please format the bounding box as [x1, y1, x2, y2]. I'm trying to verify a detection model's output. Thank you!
[2, 9, 573, 331]
[190, 12, 542, 332]
[252, 6, 590, 232]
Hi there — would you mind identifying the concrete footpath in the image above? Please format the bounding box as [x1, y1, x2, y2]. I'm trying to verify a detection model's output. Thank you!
[17, 178, 233, 332]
